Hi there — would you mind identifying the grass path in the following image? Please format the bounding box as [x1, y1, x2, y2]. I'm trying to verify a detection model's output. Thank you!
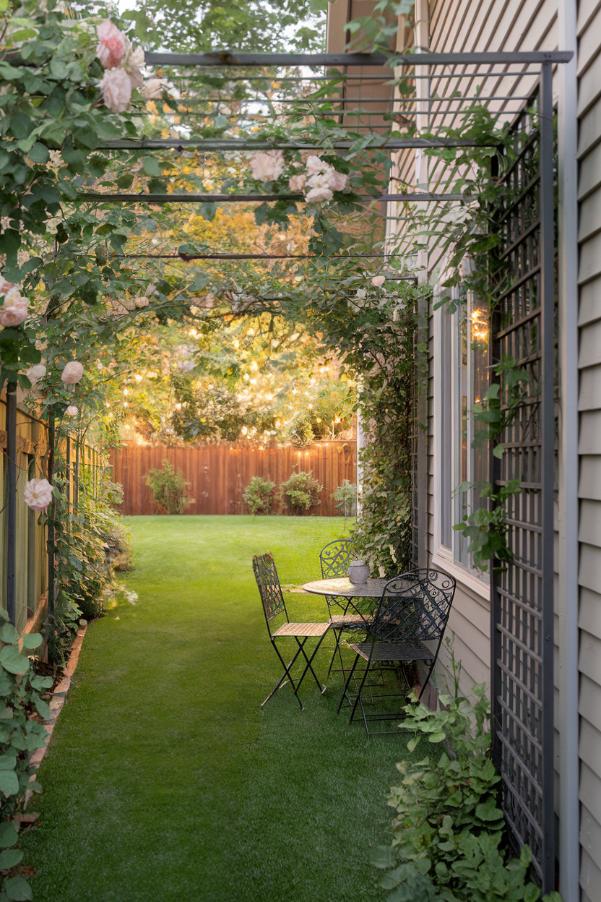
[23, 516, 406, 901]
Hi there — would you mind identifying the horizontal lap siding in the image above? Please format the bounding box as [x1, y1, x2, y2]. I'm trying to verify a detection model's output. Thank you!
[578, 1, 601, 894]
[424, 0, 557, 697]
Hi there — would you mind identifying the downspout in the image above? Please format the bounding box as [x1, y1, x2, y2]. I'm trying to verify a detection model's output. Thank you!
[557, 2, 580, 899]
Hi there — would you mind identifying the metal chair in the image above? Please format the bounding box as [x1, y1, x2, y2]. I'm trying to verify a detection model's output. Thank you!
[337, 568, 456, 734]
[319, 539, 371, 677]
[253, 553, 330, 710]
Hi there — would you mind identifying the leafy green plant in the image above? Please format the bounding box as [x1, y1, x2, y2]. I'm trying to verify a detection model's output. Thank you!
[0, 610, 53, 902]
[332, 480, 357, 518]
[280, 471, 323, 513]
[243, 475, 276, 515]
[373, 672, 561, 901]
[145, 461, 191, 515]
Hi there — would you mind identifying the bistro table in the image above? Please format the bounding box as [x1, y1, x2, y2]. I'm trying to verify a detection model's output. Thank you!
[303, 576, 388, 601]
[302, 577, 389, 680]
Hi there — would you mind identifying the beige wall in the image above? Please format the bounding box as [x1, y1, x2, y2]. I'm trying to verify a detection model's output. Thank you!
[576, 3, 601, 898]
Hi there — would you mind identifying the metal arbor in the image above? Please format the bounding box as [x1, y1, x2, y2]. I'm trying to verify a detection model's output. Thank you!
[2, 46, 571, 892]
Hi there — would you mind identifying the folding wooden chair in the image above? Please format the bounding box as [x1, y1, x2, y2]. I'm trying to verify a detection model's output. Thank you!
[337, 568, 456, 734]
[253, 553, 330, 710]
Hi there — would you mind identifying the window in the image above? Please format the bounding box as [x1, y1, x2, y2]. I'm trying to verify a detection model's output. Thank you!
[435, 286, 490, 587]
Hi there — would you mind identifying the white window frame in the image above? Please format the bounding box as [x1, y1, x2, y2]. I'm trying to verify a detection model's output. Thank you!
[432, 288, 490, 600]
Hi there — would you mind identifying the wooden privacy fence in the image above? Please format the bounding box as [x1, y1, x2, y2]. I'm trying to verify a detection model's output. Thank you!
[1, 393, 104, 631]
[110, 441, 357, 516]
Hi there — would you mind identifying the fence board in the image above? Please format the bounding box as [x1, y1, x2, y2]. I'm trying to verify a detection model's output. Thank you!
[110, 441, 357, 516]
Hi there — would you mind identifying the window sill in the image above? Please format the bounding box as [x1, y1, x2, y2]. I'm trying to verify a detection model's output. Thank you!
[431, 550, 491, 603]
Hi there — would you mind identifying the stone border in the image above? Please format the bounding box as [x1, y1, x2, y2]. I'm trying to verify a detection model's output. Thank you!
[28, 625, 88, 779]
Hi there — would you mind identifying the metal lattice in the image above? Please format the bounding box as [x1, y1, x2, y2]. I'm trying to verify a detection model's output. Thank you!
[490, 75, 556, 889]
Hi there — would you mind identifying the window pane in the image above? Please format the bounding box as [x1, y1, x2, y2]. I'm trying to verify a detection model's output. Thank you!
[440, 309, 452, 547]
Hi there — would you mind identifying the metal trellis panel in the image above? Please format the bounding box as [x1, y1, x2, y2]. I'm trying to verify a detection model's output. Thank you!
[490, 69, 556, 891]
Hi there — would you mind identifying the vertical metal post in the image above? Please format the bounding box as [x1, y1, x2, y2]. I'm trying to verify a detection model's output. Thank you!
[539, 61, 556, 893]
[65, 434, 71, 513]
[5, 383, 17, 625]
[74, 439, 80, 511]
[46, 414, 55, 619]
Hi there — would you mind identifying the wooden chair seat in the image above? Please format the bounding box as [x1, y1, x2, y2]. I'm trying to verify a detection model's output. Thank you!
[272, 621, 330, 638]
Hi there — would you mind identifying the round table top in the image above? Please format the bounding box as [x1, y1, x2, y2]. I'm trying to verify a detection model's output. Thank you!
[302, 577, 389, 598]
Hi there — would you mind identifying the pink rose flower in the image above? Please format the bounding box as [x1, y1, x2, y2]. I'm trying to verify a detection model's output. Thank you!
[250, 150, 285, 182]
[0, 289, 28, 327]
[96, 21, 127, 70]
[24, 478, 53, 512]
[65, 405, 79, 417]
[371, 275, 386, 288]
[100, 68, 132, 113]
[289, 173, 306, 193]
[61, 361, 84, 384]
[0, 275, 15, 294]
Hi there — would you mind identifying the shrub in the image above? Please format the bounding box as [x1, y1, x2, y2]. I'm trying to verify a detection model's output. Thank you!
[332, 480, 357, 517]
[0, 610, 52, 902]
[373, 666, 561, 902]
[280, 471, 323, 513]
[243, 475, 276, 514]
[145, 460, 191, 514]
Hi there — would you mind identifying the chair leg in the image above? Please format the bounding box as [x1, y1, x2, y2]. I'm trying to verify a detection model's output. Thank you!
[294, 634, 328, 695]
[349, 660, 371, 725]
[337, 652, 360, 714]
[417, 658, 435, 701]
[326, 626, 345, 678]
[262, 641, 304, 710]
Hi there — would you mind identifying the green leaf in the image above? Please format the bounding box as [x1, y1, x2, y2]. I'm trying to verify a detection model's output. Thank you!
[0, 822, 18, 849]
[4, 875, 33, 901]
[0, 753, 17, 770]
[28, 142, 49, 164]
[0, 623, 19, 646]
[0, 646, 30, 676]
[0, 769, 19, 797]
[142, 156, 161, 178]
[0, 848, 23, 869]
[21, 633, 42, 650]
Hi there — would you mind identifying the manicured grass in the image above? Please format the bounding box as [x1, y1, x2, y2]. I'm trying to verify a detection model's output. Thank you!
[23, 516, 408, 901]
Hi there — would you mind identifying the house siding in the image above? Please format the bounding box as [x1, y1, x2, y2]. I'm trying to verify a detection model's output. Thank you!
[577, 2, 601, 896]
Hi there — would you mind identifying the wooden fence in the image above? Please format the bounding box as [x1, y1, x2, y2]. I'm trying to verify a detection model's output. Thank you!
[110, 441, 357, 516]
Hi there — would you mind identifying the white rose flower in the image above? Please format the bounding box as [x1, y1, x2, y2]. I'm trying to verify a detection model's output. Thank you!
[100, 68, 132, 113]
[330, 169, 348, 192]
[305, 184, 333, 204]
[289, 173, 306, 193]
[24, 478, 53, 512]
[61, 361, 84, 384]
[305, 155, 329, 175]
[124, 44, 145, 89]
[250, 150, 285, 182]
[135, 296, 149, 308]
[65, 405, 79, 417]
[142, 78, 163, 100]
[0, 289, 28, 327]
[371, 275, 386, 288]
[355, 288, 367, 300]
[26, 363, 46, 386]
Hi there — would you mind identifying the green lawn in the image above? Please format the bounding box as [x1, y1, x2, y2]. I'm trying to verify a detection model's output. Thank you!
[23, 516, 407, 902]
